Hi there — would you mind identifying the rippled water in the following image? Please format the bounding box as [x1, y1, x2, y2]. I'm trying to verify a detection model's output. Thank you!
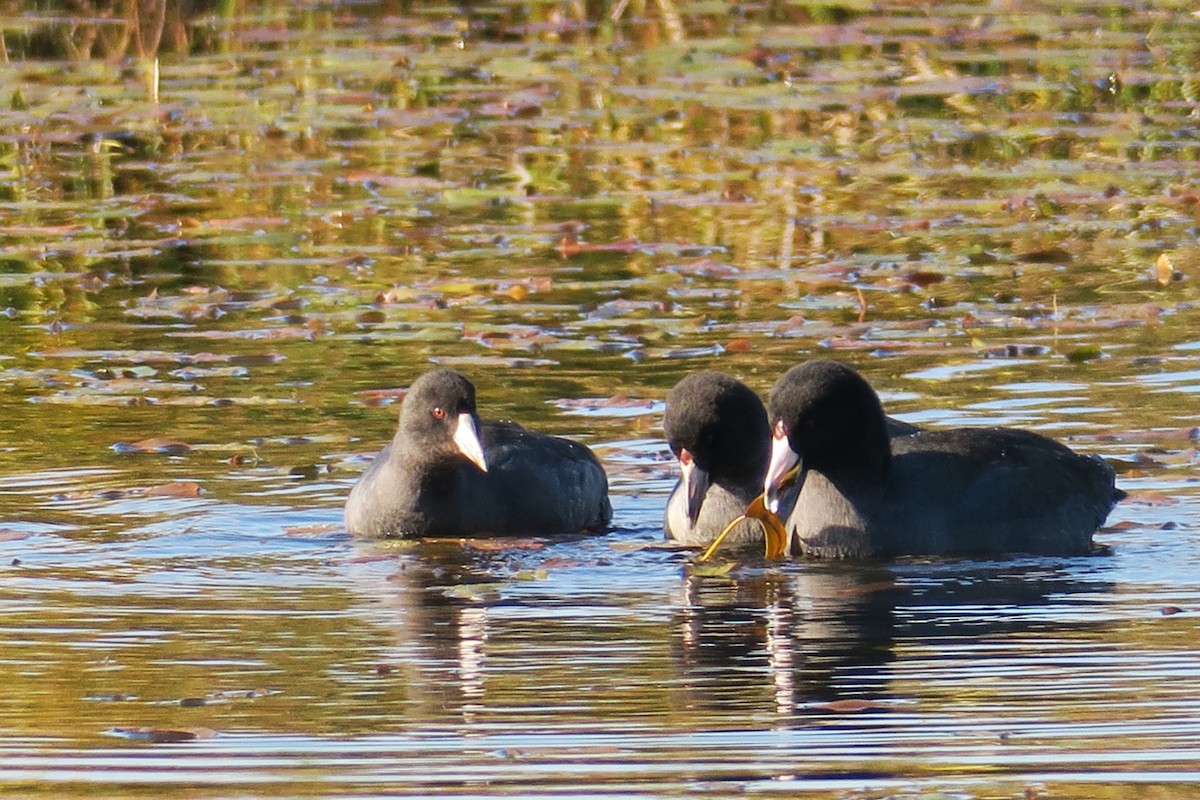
[2, 1, 1200, 797]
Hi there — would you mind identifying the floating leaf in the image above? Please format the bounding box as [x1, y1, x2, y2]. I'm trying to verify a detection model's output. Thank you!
[1154, 252, 1183, 285]
[511, 568, 549, 581]
[283, 523, 342, 537]
[142, 481, 203, 498]
[667, 259, 739, 278]
[1122, 491, 1178, 506]
[443, 582, 506, 601]
[356, 387, 408, 406]
[1018, 246, 1072, 264]
[112, 438, 193, 455]
[104, 727, 216, 743]
[725, 338, 752, 353]
[688, 561, 736, 577]
[537, 556, 582, 569]
[462, 537, 546, 551]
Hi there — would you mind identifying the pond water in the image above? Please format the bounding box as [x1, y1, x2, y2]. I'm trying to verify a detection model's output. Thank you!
[1, 1, 1200, 797]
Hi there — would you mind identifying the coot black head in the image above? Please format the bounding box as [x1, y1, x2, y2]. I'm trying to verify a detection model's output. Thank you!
[765, 360, 891, 510]
[663, 371, 769, 526]
[396, 369, 487, 472]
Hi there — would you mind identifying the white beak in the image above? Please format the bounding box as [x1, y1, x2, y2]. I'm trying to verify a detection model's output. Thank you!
[763, 430, 799, 513]
[679, 449, 710, 525]
[453, 413, 488, 472]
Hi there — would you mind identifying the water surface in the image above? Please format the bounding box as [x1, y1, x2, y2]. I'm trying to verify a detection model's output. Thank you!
[1, 1, 1199, 797]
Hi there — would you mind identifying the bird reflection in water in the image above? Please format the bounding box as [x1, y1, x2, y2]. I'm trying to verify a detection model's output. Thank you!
[673, 559, 1113, 721]
[674, 564, 900, 718]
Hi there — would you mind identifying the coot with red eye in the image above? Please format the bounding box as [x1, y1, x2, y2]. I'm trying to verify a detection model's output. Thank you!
[763, 360, 1124, 559]
[345, 369, 612, 538]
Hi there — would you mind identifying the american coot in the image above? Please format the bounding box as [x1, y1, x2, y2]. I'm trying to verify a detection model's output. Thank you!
[764, 360, 1124, 558]
[663, 371, 922, 551]
[344, 369, 612, 538]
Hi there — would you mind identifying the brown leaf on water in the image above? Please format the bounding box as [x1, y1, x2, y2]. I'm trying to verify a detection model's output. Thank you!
[142, 481, 203, 498]
[1122, 491, 1178, 507]
[104, 726, 216, 743]
[725, 338, 752, 353]
[113, 437, 192, 455]
[461, 537, 546, 552]
[3, 223, 88, 236]
[537, 556, 582, 569]
[1154, 252, 1182, 285]
[1105, 520, 1176, 532]
[0, 529, 33, 541]
[168, 325, 317, 341]
[668, 259, 739, 278]
[550, 396, 660, 417]
[478, 95, 544, 119]
[1096, 426, 1199, 444]
[283, 523, 342, 537]
[557, 237, 642, 257]
[356, 386, 408, 406]
[903, 270, 945, 288]
[1018, 246, 1072, 264]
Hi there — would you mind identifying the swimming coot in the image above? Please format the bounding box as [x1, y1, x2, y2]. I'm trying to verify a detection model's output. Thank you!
[345, 370, 612, 538]
[764, 360, 1124, 558]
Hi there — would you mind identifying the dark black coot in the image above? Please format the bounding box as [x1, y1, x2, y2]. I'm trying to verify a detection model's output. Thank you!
[764, 360, 1124, 559]
[344, 369, 612, 538]
[662, 371, 922, 551]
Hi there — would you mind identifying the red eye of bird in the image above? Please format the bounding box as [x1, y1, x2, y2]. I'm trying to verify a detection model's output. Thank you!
[431, 407, 446, 420]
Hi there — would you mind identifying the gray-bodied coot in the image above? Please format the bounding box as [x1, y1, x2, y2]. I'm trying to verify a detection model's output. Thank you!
[663, 371, 921, 550]
[345, 370, 612, 538]
[764, 360, 1124, 558]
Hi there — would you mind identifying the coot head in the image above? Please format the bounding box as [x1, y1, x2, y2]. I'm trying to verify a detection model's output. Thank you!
[764, 360, 891, 510]
[663, 371, 770, 524]
[397, 369, 488, 472]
